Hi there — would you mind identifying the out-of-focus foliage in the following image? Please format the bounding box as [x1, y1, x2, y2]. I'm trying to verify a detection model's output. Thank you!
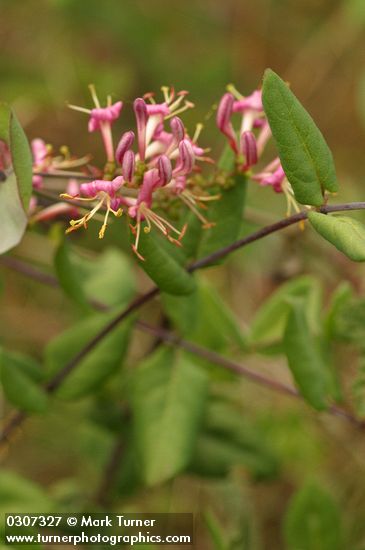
[2, 1, 365, 549]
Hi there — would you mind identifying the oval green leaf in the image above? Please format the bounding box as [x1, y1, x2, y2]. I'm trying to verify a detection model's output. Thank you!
[0, 350, 48, 413]
[308, 211, 365, 261]
[132, 347, 209, 485]
[262, 69, 337, 206]
[130, 228, 196, 295]
[284, 299, 331, 410]
[197, 173, 247, 263]
[284, 482, 342, 550]
[45, 312, 133, 399]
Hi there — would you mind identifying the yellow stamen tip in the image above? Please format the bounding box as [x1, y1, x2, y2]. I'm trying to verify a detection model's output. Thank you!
[99, 224, 107, 239]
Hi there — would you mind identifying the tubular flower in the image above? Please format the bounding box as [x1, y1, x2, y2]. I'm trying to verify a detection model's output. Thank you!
[30, 179, 80, 223]
[216, 85, 271, 172]
[252, 158, 301, 217]
[68, 85, 123, 163]
[61, 176, 124, 239]
[31, 139, 91, 189]
[46, 86, 215, 257]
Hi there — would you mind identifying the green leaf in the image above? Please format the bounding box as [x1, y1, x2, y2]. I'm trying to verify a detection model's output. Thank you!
[197, 173, 247, 263]
[162, 279, 245, 350]
[0, 103, 32, 209]
[189, 400, 278, 479]
[324, 282, 353, 339]
[54, 240, 91, 310]
[331, 298, 365, 343]
[0, 349, 48, 413]
[0, 103, 32, 254]
[131, 347, 209, 485]
[308, 212, 365, 261]
[352, 353, 365, 418]
[248, 276, 322, 348]
[218, 143, 236, 171]
[0, 470, 52, 513]
[45, 312, 133, 399]
[283, 299, 330, 410]
[262, 69, 337, 206]
[284, 482, 342, 550]
[130, 228, 196, 295]
[58, 245, 136, 309]
[80, 247, 135, 307]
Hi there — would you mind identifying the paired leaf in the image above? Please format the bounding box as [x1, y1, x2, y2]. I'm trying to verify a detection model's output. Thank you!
[131, 347, 209, 485]
[197, 173, 247, 262]
[0, 350, 48, 413]
[284, 482, 342, 550]
[130, 228, 196, 295]
[45, 312, 133, 399]
[284, 299, 331, 410]
[262, 69, 337, 206]
[0, 103, 32, 254]
[308, 211, 365, 261]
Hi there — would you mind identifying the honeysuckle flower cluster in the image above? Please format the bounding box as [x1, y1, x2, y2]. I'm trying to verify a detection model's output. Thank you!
[216, 84, 301, 215]
[58, 85, 216, 259]
[29, 82, 303, 259]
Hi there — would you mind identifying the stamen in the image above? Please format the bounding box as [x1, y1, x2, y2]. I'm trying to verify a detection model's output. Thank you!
[89, 84, 101, 108]
[68, 104, 91, 114]
[192, 123, 204, 143]
[161, 86, 171, 104]
[226, 83, 245, 100]
[164, 101, 194, 120]
[179, 193, 215, 228]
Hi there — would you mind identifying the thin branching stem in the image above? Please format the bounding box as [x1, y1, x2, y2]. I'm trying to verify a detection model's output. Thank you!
[2, 210, 365, 451]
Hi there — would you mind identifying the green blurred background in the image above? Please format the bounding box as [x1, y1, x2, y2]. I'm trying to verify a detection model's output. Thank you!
[1, 0, 365, 548]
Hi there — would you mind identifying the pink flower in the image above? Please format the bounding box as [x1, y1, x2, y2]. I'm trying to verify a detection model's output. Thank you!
[69, 86, 123, 163]
[216, 86, 270, 172]
[252, 158, 286, 193]
[30, 179, 80, 222]
[88, 101, 123, 132]
[63, 86, 214, 257]
[61, 176, 124, 239]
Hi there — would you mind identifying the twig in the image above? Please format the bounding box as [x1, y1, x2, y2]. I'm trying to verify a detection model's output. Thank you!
[1, 237, 365, 449]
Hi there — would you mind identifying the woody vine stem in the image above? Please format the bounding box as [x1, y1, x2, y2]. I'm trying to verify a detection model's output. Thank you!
[1, 197, 365, 450]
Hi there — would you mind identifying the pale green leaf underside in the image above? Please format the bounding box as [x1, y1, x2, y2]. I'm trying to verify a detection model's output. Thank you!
[308, 211, 365, 261]
[0, 172, 27, 254]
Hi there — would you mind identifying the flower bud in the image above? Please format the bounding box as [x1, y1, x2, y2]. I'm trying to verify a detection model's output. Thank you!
[115, 131, 135, 165]
[170, 116, 185, 143]
[240, 131, 258, 169]
[157, 155, 172, 185]
[122, 150, 135, 182]
[133, 98, 148, 161]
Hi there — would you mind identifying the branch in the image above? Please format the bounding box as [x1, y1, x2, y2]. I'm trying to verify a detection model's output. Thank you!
[1, 246, 364, 450]
[35, 201, 365, 396]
